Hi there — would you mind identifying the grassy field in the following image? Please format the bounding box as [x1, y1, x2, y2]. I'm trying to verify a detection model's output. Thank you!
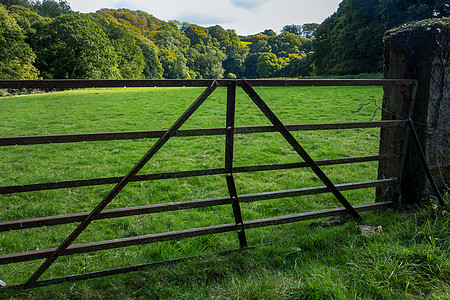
[0, 86, 448, 299]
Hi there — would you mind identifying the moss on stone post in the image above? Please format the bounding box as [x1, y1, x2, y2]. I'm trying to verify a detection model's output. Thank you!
[378, 18, 449, 205]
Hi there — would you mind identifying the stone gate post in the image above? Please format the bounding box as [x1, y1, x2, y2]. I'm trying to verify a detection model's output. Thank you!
[378, 18, 449, 205]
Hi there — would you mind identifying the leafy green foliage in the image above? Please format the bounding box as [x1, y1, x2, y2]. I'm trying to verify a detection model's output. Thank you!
[0, 0, 32, 9]
[256, 52, 283, 78]
[244, 30, 314, 78]
[159, 49, 189, 78]
[209, 26, 248, 77]
[32, 0, 72, 18]
[0, 4, 38, 79]
[2, 1, 315, 79]
[135, 37, 163, 79]
[29, 14, 120, 79]
[312, 0, 450, 75]
[281, 23, 319, 38]
[7, 4, 48, 36]
[0, 0, 72, 17]
[187, 45, 226, 79]
[91, 16, 146, 79]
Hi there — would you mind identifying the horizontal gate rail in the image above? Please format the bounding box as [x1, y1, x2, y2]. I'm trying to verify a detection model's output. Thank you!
[0, 79, 417, 89]
[0, 155, 397, 194]
[0, 179, 395, 232]
[0, 121, 404, 147]
[0, 121, 405, 147]
[0, 201, 393, 266]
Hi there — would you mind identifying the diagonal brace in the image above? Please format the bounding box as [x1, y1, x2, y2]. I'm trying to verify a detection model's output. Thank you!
[23, 81, 218, 287]
[226, 175, 247, 248]
[239, 79, 363, 221]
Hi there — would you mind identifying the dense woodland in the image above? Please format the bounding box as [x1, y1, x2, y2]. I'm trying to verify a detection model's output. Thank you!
[0, 0, 449, 80]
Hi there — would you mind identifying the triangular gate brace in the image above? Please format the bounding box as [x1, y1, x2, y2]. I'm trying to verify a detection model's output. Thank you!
[22, 79, 362, 287]
[239, 79, 363, 221]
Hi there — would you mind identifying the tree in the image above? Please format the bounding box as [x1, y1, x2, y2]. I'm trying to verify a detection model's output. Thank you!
[90, 9, 164, 79]
[159, 49, 189, 79]
[7, 4, 48, 36]
[186, 44, 226, 78]
[278, 53, 313, 77]
[256, 52, 283, 78]
[209, 26, 248, 77]
[312, 0, 450, 75]
[268, 32, 309, 57]
[0, 0, 32, 9]
[300, 23, 319, 38]
[311, 12, 339, 74]
[182, 23, 210, 45]
[262, 29, 277, 36]
[33, 0, 72, 18]
[135, 37, 163, 78]
[29, 14, 119, 79]
[0, 4, 38, 79]
[281, 24, 302, 35]
[91, 17, 146, 78]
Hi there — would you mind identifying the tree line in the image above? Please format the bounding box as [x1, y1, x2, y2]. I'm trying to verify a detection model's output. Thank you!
[1, 0, 448, 80]
[312, 0, 450, 75]
[0, 0, 315, 80]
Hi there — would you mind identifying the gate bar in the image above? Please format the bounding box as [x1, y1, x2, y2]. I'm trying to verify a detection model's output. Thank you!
[226, 176, 248, 248]
[0, 79, 417, 89]
[406, 119, 446, 208]
[0, 179, 394, 232]
[0, 201, 392, 267]
[224, 81, 248, 248]
[0, 155, 395, 195]
[225, 80, 237, 173]
[240, 79, 363, 221]
[0, 120, 405, 147]
[23, 81, 218, 287]
[3, 201, 393, 290]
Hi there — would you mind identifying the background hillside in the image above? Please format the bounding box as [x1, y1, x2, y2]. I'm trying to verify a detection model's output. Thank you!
[0, 0, 449, 80]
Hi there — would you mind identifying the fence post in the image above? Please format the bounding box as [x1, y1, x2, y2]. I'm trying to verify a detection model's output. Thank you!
[377, 18, 449, 206]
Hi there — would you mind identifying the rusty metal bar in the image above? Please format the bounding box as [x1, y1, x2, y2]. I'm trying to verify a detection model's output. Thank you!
[226, 176, 247, 248]
[224, 81, 247, 248]
[0, 121, 405, 147]
[225, 81, 237, 173]
[244, 201, 393, 229]
[6, 246, 256, 289]
[5, 202, 394, 290]
[406, 119, 446, 208]
[0, 201, 393, 267]
[240, 79, 363, 221]
[0, 179, 395, 232]
[0, 224, 240, 265]
[244, 79, 417, 87]
[0, 155, 394, 195]
[0, 79, 417, 89]
[1, 201, 392, 289]
[23, 81, 218, 286]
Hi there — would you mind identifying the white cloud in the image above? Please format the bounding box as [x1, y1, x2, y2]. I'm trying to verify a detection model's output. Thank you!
[69, 0, 341, 35]
[229, 0, 269, 10]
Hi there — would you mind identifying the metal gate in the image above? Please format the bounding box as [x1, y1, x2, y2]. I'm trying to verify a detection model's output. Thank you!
[0, 78, 417, 288]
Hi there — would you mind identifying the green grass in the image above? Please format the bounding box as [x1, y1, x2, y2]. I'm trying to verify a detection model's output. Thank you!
[0, 86, 448, 298]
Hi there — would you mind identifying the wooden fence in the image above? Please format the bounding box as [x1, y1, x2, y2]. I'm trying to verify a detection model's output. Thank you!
[0, 78, 417, 289]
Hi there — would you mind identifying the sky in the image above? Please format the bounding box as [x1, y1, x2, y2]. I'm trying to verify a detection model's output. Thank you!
[69, 0, 342, 36]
